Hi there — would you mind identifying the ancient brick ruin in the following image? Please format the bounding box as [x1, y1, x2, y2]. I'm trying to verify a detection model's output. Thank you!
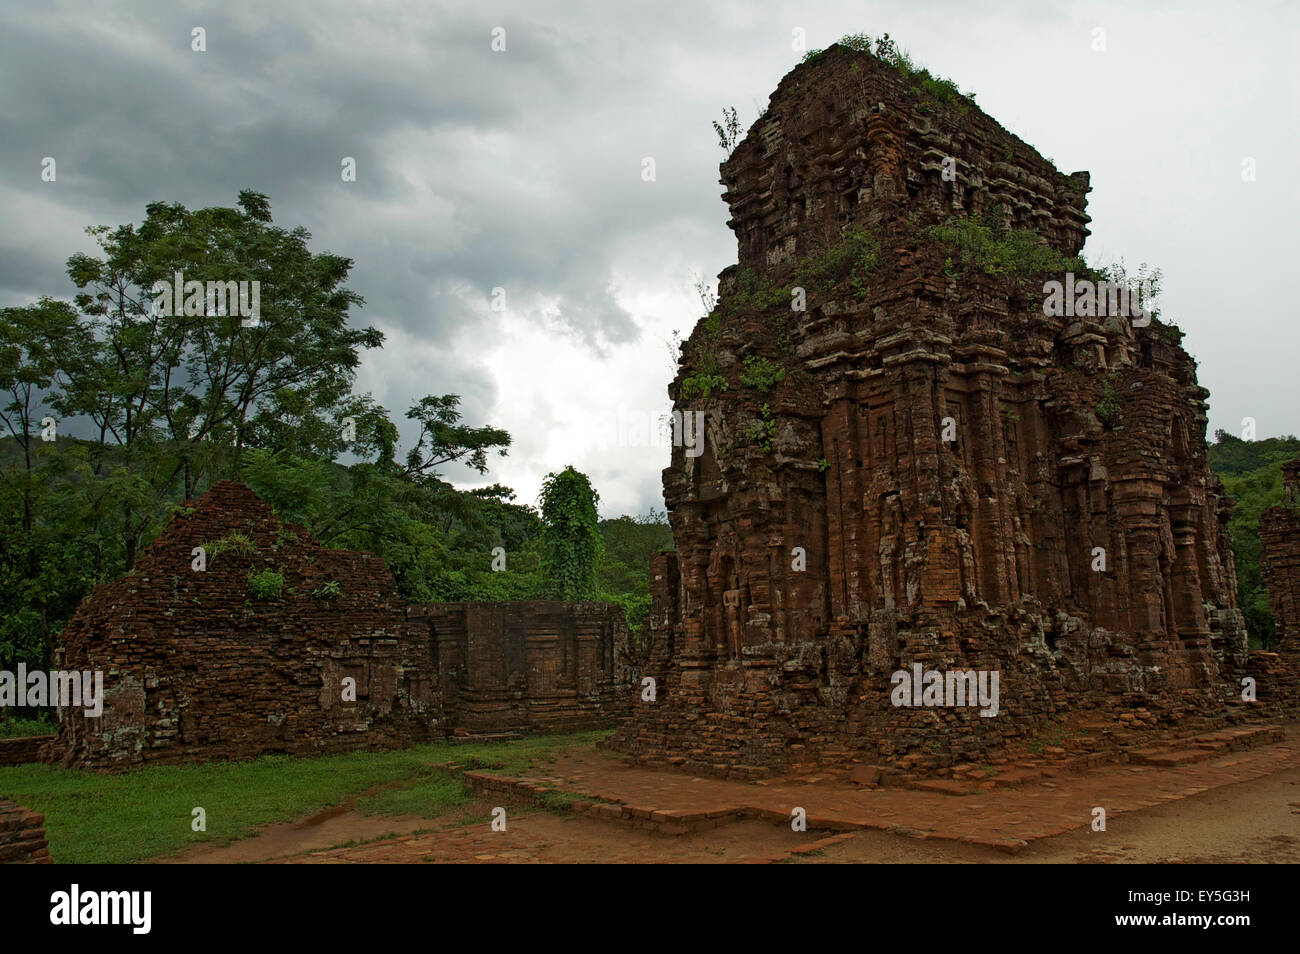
[412, 602, 628, 734]
[0, 798, 51, 863]
[53, 482, 629, 770]
[1258, 459, 1300, 713]
[609, 44, 1257, 779]
[55, 482, 437, 769]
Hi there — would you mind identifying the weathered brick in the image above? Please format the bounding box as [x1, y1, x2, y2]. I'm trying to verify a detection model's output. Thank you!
[607, 44, 1268, 779]
[0, 798, 50, 864]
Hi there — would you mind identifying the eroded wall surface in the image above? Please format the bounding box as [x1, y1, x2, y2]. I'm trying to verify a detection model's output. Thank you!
[610, 44, 1254, 778]
[411, 601, 629, 733]
[55, 482, 437, 769]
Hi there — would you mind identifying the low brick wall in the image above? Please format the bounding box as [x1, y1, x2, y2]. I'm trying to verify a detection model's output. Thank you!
[0, 735, 55, 766]
[0, 798, 51, 863]
[411, 601, 631, 734]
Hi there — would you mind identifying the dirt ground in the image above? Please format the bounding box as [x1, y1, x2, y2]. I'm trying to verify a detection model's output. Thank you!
[157, 764, 1300, 865]
[806, 766, 1300, 864]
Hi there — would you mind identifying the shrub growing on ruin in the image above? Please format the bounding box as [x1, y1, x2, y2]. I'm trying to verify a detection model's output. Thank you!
[793, 227, 879, 295]
[928, 217, 1089, 280]
[739, 355, 786, 394]
[747, 404, 777, 451]
[713, 106, 741, 154]
[681, 353, 729, 401]
[312, 580, 341, 600]
[204, 532, 258, 564]
[247, 568, 285, 600]
[1095, 375, 1123, 429]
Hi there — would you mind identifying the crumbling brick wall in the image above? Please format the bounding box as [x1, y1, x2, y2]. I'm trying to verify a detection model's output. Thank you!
[0, 798, 51, 863]
[609, 43, 1254, 779]
[0, 735, 54, 766]
[410, 601, 630, 733]
[1258, 459, 1300, 713]
[54, 481, 439, 770]
[49, 481, 635, 770]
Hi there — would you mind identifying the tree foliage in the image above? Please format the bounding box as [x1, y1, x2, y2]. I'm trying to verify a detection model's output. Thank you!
[596, 509, 673, 639]
[538, 465, 603, 600]
[0, 193, 667, 718]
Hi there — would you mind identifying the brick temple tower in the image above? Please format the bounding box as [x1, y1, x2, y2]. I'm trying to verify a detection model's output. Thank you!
[609, 42, 1249, 777]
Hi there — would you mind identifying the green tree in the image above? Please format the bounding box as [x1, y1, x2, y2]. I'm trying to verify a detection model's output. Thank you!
[0, 193, 523, 678]
[51, 190, 382, 568]
[596, 509, 673, 637]
[0, 301, 101, 687]
[538, 466, 602, 600]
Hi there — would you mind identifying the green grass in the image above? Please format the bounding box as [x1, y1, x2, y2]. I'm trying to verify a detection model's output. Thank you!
[354, 770, 472, 817]
[0, 728, 611, 864]
[536, 788, 583, 812]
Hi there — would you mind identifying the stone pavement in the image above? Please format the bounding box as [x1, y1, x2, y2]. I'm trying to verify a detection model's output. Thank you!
[273, 815, 829, 864]
[465, 724, 1300, 853]
[267, 724, 1300, 863]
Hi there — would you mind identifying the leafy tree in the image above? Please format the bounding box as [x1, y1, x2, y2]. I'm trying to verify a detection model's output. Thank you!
[50, 190, 381, 568]
[401, 395, 511, 483]
[596, 509, 673, 636]
[1209, 432, 1299, 476]
[538, 466, 602, 600]
[0, 302, 102, 690]
[0, 299, 84, 536]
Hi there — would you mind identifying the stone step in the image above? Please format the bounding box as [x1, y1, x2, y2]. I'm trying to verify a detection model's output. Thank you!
[1128, 748, 1219, 767]
[910, 778, 978, 796]
[909, 722, 1290, 795]
[449, 731, 523, 744]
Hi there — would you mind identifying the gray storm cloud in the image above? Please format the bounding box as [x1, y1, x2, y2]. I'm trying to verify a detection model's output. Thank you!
[2, 0, 1296, 515]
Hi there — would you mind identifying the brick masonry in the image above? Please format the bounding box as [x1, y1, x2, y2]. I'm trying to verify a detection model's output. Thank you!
[608, 44, 1267, 779]
[0, 797, 51, 863]
[50, 482, 631, 770]
[1258, 459, 1300, 714]
[54, 481, 438, 769]
[0, 735, 55, 766]
[409, 601, 629, 734]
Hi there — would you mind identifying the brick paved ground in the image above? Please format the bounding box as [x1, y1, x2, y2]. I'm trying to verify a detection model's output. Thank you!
[265, 724, 1300, 863]
[488, 726, 1300, 851]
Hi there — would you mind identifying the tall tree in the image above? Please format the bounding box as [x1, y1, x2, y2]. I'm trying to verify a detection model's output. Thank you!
[53, 190, 382, 567]
[538, 465, 602, 600]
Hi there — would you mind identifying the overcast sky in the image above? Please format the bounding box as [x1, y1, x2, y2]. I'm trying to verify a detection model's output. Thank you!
[2, 0, 1296, 517]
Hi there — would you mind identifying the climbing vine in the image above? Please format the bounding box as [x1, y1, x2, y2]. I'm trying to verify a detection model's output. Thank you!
[538, 465, 603, 600]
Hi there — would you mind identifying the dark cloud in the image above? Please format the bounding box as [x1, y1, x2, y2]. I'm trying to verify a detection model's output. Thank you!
[2, 0, 1296, 513]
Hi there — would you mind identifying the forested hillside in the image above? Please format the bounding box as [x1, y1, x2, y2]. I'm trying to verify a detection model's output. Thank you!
[1209, 432, 1300, 649]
